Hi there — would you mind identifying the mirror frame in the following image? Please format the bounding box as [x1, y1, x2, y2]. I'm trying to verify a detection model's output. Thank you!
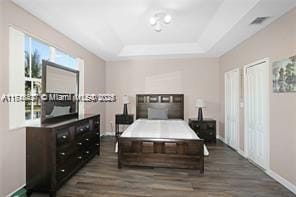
[41, 60, 79, 124]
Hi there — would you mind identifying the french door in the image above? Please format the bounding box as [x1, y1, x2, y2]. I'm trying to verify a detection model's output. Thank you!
[225, 69, 240, 150]
[244, 59, 269, 169]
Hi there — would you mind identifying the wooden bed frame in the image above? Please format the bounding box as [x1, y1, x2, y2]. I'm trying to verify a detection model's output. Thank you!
[118, 94, 205, 173]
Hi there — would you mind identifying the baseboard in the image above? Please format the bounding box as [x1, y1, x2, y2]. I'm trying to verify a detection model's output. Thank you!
[101, 132, 115, 136]
[6, 184, 25, 197]
[237, 149, 247, 158]
[266, 170, 296, 195]
[216, 135, 226, 143]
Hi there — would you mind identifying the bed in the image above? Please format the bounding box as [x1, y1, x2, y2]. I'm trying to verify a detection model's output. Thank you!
[117, 94, 206, 173]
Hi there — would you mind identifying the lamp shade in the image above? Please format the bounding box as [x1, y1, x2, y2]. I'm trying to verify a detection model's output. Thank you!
[122, 95, 130, 104]
[195, 99, 206, 108]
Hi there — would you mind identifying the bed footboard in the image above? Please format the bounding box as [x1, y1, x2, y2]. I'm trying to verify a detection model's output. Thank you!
[118, 137, 204, 173]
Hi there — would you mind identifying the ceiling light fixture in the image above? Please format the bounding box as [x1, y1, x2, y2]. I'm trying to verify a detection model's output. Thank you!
[150, 12, 171, 32]
[164, 14, 172, 24]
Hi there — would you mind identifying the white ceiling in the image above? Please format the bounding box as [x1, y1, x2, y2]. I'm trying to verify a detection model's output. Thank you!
[12, 0, 296, 61]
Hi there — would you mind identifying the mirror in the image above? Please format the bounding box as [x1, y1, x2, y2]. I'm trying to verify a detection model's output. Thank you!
[41, 60, 79, 124]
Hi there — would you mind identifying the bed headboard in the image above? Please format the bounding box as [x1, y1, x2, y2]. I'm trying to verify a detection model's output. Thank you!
[136, 94, 184, 120]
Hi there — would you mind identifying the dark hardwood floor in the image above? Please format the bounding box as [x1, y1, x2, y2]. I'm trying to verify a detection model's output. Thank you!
[52, 137, 295, 197]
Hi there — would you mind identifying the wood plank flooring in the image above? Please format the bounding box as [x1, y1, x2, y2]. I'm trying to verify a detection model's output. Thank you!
[53, 137, 295, 197]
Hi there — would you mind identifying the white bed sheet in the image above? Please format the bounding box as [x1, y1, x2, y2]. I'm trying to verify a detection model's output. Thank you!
[117, 119, 209, 156]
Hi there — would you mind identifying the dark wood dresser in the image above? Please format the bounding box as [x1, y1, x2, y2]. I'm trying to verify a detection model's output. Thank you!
[26, 114, 100, 197]
[189, 118, 216, 143]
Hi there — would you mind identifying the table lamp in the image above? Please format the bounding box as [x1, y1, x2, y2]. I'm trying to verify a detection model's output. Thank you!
[196, 99, 206, 121]
[122, 95, 130, 116]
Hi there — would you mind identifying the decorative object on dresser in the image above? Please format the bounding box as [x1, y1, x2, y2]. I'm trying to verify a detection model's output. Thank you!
[189, 118, 216, 143]
[115, 114, 134, 139]
[122, 95, 130, 116]
[195, 99, 206, 121]
[26, 114, 100, 197]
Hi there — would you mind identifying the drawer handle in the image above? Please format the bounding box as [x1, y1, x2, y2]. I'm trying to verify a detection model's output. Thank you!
[77, 156, 82, 160]
[60, 152, 66, 156]
[96, 143, 99, 146]
[85, 138, 89, 141]
[96, 132, 99, 136]
[60, 169, 65, 173]
[85, 151, 90, 154]
[62, 135, 67, 139]
[77, 142, 83, 146]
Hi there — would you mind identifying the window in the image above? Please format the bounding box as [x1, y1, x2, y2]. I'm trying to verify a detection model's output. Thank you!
[24, 35, 78, 121]
[55, 50, 77, 70]
[25, 36, 49, 120]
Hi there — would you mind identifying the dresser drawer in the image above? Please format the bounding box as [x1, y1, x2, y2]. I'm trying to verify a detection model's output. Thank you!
[56, 159, 75, 183]
[72, 144, 98, 165]
[115, 114, 134, 124]
[56, 129, 71, 146]
[207, 123, 215, 129]
[199, 129, 216, 142]
[94, 141, 100, 148]
[56, 145, 79, 165]
[56, 148, 72, 164]
[92, 118, 100, 130]
[91, 117, 100, 141]
[190, 122, 201, 131]
[83, 143, 99, 159]
[75, 123, 90, 136]
[76, 132, 96, 148]
[189, 119, 216, 143]
[93, 129, 100, 140]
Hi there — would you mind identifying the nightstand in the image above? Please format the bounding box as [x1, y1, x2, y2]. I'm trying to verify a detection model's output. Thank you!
[115, 114, 134, 139]
[189, 118, 216, 143]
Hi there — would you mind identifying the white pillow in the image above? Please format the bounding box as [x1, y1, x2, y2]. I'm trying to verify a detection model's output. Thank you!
[148, 108, 168, 120]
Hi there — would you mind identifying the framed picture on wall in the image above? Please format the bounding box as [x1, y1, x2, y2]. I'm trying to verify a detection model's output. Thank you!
[272, 55, 296, 93]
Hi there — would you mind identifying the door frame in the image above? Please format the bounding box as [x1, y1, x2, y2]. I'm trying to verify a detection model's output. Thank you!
[243, 58, 270, 170]
[224, 68, 240, 150]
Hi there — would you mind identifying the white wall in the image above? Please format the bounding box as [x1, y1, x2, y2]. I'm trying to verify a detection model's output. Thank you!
[105, 58, 220, 134]
[0, 1, 106, 196]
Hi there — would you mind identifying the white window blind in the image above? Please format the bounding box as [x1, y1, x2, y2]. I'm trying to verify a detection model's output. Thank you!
[77, 58, 84, 115]
[9, 27, 25, 129]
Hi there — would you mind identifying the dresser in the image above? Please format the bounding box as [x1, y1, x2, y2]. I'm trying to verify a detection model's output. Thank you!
[115, 114, 134, 139]
[188, 118, 216, 143]
[26, 114, 100, 197]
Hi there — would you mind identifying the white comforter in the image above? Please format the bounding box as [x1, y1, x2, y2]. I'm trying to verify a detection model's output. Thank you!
[118, 119, 209, 156]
